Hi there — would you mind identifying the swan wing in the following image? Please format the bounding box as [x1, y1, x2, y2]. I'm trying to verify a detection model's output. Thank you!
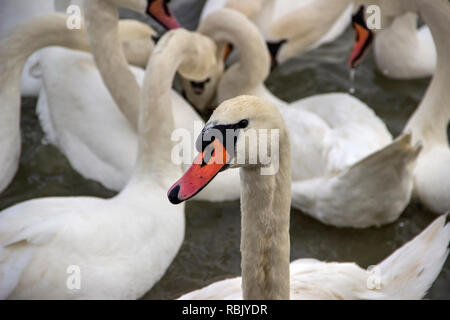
[291, 134, 420, 227]
[0, 198, 74, 299]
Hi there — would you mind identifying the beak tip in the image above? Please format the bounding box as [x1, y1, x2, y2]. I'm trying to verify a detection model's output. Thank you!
[168, 185, 183, 205]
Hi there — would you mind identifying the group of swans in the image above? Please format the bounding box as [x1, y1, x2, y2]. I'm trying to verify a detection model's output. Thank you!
[201, 0, 436, 79]
[0, 0, 448, 299]
[182, 8, 420, 228]
[35, 0, 240, 201]
[201, 0, 354, 64]
[168, 95, 450, 300]
[0, 13, 153, 194]
[0, 0, 240, 201]
[0, 28, 217, 299]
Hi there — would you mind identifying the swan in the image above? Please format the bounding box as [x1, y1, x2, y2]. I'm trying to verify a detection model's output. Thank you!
[374, 13, 436, 79]
[0, 13, 154, 194]
[0, 0, 56, 96]
[349, 0, 450, 214]
[167, 95, 449, 300]
[182, 9, 420, 228]
[200, 0, 354, 64]
[0, 28, 217, 299]
[65, 0, 239, 201]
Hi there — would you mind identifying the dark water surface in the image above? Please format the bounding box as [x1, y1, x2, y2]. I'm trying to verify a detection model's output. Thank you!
[0, 0, 448, 300]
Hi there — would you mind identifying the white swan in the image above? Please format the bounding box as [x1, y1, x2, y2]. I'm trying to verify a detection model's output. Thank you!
[350, 0, 450, 214]
[350, 6, 436, 79]
[167, 95, 449, 300]
[0, 0, 56, 96]
[200, 0, 354, 64]
[374, 13, 436, 79]
[62, 0, 239, 201]
[182, 9, 420, 228]
[0, 13, 154, 194]
[0, 29, 217, 299]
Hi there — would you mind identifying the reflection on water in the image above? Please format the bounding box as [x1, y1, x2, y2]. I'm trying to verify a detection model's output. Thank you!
[0, 1, 448, 300]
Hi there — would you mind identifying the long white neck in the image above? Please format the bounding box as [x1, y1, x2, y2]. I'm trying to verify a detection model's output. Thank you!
[240, 127, 291, 300]
[403, 0, 450, 148]
[84, 0, 142, 129]
[0, 14, 93, 190]
[199, 9, 270, 100]
[128, 31, 206, 189]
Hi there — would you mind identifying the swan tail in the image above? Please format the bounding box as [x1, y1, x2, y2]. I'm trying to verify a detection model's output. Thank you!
[332, 133, 421, 226]
[346, 133, 421, 179]
[375, 214, 449, 299]
[292, 134, 422, 228]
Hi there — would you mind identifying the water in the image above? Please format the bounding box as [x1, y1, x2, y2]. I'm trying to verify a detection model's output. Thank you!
[0, 0, 448, 300]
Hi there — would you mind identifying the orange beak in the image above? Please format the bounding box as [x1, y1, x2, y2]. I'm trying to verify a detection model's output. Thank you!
[146, 0, 181, 30]
[168, 139, 231, 204]
[348, 6, 374, 69]
[222, 43, 234, 62]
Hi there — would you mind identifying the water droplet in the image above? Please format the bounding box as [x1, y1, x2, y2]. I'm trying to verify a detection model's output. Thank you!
[349, 69, 356, 82]
[349, 69, 356, 94]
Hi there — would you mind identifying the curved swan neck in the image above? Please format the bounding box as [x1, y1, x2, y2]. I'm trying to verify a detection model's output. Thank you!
[240, 127, 291, 300]
[199, 9, 270, 93]
[0, 13, 92, 177]
[403, 0, 450, 147]
[84, 0, 141, 129]
[131, 31, 201, 188]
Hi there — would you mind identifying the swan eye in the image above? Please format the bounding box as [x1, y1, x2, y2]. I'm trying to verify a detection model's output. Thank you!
[239, 119, 249, 128]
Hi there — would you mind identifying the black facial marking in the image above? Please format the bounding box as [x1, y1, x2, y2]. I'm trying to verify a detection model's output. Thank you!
[267, 39, 287, 68]
[195, 119, 249, 167]
[162, 0, 171, 16]
[190, 78, 211, 95]
[352, 6, 367, 28]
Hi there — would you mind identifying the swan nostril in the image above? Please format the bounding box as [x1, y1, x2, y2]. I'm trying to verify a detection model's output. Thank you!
[168, 185, 182, 204]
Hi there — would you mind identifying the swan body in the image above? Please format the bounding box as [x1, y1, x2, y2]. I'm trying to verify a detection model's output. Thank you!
[0, 187, 183, 299]
[354, 0, 450, 213]
[180, 214, 450, 299]
[185, 9, 419, 227]
[168, 95, 449, 300]
[375, 13, 436, 79]
[201, 0, 354, 63]
[0, 29, 218, 299]
[399, 0, 450, 214]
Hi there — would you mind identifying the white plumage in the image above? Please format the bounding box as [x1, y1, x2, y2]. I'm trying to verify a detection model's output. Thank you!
[180, 214, 450, 300]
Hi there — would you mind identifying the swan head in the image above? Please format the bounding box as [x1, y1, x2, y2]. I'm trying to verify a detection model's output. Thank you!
[144, 0, 180, 29]
[349, 1, 415, 68]
[118, 20, 157, 68]
[348, 5, 375, 69]
[179, 49, 224, 115]
[168, 95, 285, 204]
[176, 31, 218, 82]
